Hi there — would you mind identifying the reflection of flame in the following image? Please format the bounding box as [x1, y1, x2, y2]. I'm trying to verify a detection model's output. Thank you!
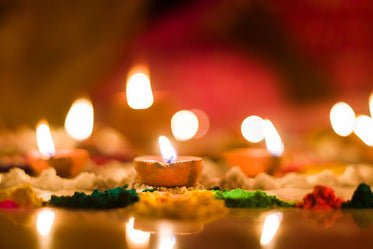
[354, 115, 373, 146]
[126, 71, 154, 110]
[241, 115, 265, 143]
[158, 136, 177, 163]
[260, 212, 283, 246]
[125, 218, 150, 247]
[263, 120, 284, 156]
[171, 110, 199, 141]
[65, 98, 94, 141]
[330, 102, 356, 137]
[36, 120, 56, 159]
[37, 209, 55, 236]
[159, 233, 176, 249]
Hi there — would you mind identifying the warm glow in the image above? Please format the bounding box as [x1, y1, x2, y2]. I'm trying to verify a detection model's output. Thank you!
[171, 110, 199, 141]
[260, 212, 283, 246]
[65, 98, 94, 141]
[263, 120, 284, 156]
[126, 218, 150, 247]
[241, 115, 265, 143]
[37, 210, 55, 236]
[330, 102, 356, 137]
[159, 233, 176, 249]
[369, 92, 373, 118]
[36, 120, 56, 159]
[158, 136, 177, 163]
[354, 115, 373, 146]
[192, 109, 210, 138]
[126, 72, 154, 109]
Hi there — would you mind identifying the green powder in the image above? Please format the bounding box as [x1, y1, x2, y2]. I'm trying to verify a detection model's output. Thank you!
[142, 188, 158, 192]
[49, 185, 139, 209]
[212, 189, 294, 208]
[342, 183, 373, 209]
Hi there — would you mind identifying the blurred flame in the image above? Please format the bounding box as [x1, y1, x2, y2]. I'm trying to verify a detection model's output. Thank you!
[263, 120, 284, 156]
[354, 115, 373, 146]
[171, 110, 199, 141]
[330, 102, 356, 137]
[125, 218, 150, 247]
[36, 120, 56, 159]
[37, 210, 55, 236]
[191, 109, 210, 139]
[369, 92, 373, 118]
[158, 136, 177, 163]
[65, 98, 94, 141]
[260, 212, 283, 246]
[241, 115, 265, 143]
[126, 70, 154, 109]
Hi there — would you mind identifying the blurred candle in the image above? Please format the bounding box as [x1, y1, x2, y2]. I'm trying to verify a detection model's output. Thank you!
[28, 120, 89, 177]
[224, 116, 283, 176]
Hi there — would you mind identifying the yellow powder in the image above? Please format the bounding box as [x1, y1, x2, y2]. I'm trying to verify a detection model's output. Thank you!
[0, 185, 43, 208]
[132, 190, 228, 221]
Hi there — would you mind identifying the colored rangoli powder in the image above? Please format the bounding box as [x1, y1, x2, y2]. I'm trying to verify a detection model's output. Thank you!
[342, 183, 373, 209]
[0, 184, 43, 208]
[132, 190, 228, 220]
[49, 185, 139, 209]
[296, 185, 343, 209]
[212, 189, 294, 208]
[0, 200, 18, 209]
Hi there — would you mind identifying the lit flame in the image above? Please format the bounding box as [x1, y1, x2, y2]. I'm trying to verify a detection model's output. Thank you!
[125, 218, 150, 247]
[241, 115, 265, 143]
[171, 110, 199, 141]
[37, 209, 55, 236]
[65, 98, 94, 141]
[263, 120, 284, 156]
[260, 212, 283, 246]
[354, 115, 373, 146]
[369, 92, 373, 118]
[36, 120, 56, 159]
[330, 102, 356, 137]
[126, 71, 154, 110]
[158, 136, 177, 163]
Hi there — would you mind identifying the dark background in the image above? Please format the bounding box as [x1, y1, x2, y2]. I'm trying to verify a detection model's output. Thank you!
[0, 0, 372, 138]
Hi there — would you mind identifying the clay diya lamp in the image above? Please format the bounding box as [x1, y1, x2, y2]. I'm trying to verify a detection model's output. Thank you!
[224, 117, 284, 176]
[27, 120, 89, 178]
[134, 136, 203, 187]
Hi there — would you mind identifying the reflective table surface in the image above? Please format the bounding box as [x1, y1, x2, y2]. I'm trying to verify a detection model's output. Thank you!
[1, 207, 373, 249]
